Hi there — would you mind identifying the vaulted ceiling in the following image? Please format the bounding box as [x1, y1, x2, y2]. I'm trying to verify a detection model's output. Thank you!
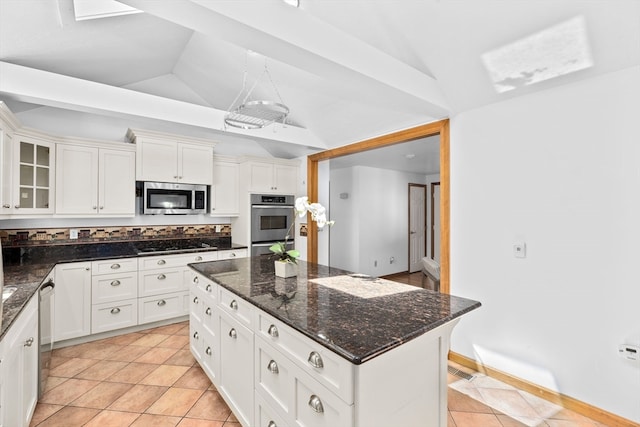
[1, 0, 638, 164]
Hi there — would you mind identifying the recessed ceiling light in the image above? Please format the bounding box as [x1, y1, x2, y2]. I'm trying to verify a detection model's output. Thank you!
[482, 16, 593, 93]
[283, 0, 300, 7]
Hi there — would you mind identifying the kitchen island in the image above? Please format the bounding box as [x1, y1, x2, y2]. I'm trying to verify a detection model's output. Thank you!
[188, 257, 481, 427]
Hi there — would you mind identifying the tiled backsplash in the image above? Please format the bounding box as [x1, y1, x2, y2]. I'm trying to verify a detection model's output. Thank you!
[0, 224, 232, 247]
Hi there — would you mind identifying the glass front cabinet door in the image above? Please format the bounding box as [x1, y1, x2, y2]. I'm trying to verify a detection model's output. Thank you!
[13, 135, 55, 213]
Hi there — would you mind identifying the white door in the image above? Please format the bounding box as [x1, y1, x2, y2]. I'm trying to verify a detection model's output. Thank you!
[431, 183, 441, 263]
[409, 184, 426, 272]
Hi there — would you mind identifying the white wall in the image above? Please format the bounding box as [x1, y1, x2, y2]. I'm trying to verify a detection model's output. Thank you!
[329, 167, 357, 271]
[449, 65, 640, 422]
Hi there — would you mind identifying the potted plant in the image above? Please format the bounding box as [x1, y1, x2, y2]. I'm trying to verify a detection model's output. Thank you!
[270, 196, 333, 278]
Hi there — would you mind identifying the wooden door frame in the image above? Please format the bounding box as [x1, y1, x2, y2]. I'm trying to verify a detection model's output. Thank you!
[430, 181, 441, 260]
[408, 183, 427, 273]
[307, 119, 450, 294]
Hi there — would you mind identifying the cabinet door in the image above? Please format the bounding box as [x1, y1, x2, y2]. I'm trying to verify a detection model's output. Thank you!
[13, 137, 55, 213]
[219, 312, 254, 427]
[178, 143, 213, 184]
[273, 164, 298, 194]
[247, 162, 274, 193]
[0, 122, 14, 214]
[136, 139, 177, 182]
[99, 149, 135, 215]
[55, 144, 99, 214]
[211, 161, 239, 216]
[54, 262, 92, 341]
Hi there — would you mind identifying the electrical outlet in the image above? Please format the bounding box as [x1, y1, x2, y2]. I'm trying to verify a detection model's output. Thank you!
[69, 229, 79, 239]
[619, 344, 639, 361]
[374, 260, 377, 267]
[513, 242, 526, 258]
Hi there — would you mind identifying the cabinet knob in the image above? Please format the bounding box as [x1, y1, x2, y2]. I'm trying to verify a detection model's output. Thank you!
[110, 307, 121, 314]
[111, 263, 121, 270]
[157, 259, 166, 265]
[205, 284, 212, 292]
[99, 206, 104, 210]
[267, 360, 279, 374]
[206, 346, 212, 356]
[24, 337, 35, 347]
[92, 206, 97, 210]
[157, 299, 167, 306]
[229, 252, 236, 257]
[110, 280, 121, 287]
[229, 328, 237, 339]
[14, 205, 20, 209]
[205, 307, 212, 316]
[230, 299, 238, 310]
[268, 421, 277, 427]
[308, 395, 324, 413]
[193, 296, 199, 304]
[193, 276, 199, 284]
[157, 274, 166, 280]
[85, 267, 90, 271]
[268, 324, 279, 338]
[193, 331, 199, 340]
[308, 351, 324, 369]
[195, 255, 203, 261]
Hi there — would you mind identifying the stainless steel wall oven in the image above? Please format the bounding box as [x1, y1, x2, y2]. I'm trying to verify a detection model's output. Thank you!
[250, 194, 295, 256]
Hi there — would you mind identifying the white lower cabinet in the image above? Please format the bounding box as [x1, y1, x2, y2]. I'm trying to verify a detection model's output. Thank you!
[54, 261, 92, 341]
[0, 294, 39, 427]
[91, 258, 138, 334]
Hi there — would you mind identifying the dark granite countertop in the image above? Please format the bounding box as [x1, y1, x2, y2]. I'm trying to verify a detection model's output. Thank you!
[189, 257, 481, 364]
[1, 239, 247, 340]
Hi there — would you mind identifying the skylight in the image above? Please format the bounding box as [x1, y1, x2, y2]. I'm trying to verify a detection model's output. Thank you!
[73, 0, 141, 21]
[482, 16, 593, 93]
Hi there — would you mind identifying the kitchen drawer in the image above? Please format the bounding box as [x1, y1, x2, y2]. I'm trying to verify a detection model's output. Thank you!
[255, 336, 295, 418]
[191, 272, 217, 300]
[256, 311, 354, 405]
[218, 286, 253, 327]
[91, 299, 138, 334]
[190, 287, 204, 323]
[138, 291, 186, 324]
[138, 251, 218, 271]
[91, 258, 138, 275]
[190, 315, 204, 361]
[200, 327, 219, 383]
[138, 269, 184, 297]
[217, 248, 248, 260]
[92, 272, 137, 304]
[255, 392, 289, 427]
[294, 369, 354, 427]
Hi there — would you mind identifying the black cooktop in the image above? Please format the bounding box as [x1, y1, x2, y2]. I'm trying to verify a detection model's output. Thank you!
[133, 238, 218, 255]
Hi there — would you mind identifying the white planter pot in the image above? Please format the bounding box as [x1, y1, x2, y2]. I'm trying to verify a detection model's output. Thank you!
[274, 261, 297, 278]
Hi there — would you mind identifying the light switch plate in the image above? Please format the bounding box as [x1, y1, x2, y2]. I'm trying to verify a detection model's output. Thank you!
[69, 229, 79, 239]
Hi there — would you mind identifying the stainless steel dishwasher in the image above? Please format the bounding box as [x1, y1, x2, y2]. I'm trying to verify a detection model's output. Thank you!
[39, 277, 55, 397]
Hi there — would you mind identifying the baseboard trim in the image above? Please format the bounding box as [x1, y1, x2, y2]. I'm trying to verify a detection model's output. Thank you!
[448, 351, 638, 427]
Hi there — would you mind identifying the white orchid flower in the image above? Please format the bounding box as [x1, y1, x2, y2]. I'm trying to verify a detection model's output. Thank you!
[294, 197, 310, 217]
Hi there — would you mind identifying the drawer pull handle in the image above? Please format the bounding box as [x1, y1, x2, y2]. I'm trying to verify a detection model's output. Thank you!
[157, 299, 167, 306]
[308, 395, 324, 413]
[2, 204, 9, 208]
[267, 360, 279, 374]
[193, 296, 199, 304]
[229, 328, 237, 339]
[195, 256, 203, 261]
[110, 307, 121, 314]
[268, 324, 279, 338]
[193, 276, 199, 284]
[205, 346, 212, 356]
[308, 351, 324, 369]
[206, 284, 212, 292]
[205, 307, 212, 316]
[193, 331, 199, 340]
[157, 274, 166, 280]
[157, 259, 166, 265]
[110, 263, 121, 269]
[267, 422, 277, 427]
[110, 280, 121, 287]
[230, 300, 238, 310]
[24, 337, 34, 347]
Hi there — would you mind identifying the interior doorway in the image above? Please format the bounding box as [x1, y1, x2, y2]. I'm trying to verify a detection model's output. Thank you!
[307, 119, 451, 294]
[409, 183, 427, 273]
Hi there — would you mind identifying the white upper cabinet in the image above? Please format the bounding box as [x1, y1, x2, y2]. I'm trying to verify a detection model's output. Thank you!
[241, 157, 299, 195]
[211, 156, 239, 216]
[11, 131, 55, 214]
[56, 142, 135, 216]
[0, 102, 19, 216]
[129, 128, 216, 185]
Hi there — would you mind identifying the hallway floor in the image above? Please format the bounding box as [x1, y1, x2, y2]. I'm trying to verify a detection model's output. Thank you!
[29, 273, 611, 426]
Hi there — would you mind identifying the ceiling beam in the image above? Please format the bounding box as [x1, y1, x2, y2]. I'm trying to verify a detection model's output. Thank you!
[118, 0, 450, 118]
[0, 61, 326, 148]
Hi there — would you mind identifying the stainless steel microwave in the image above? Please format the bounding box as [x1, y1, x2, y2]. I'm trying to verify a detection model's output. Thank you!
[142, 182, 207, 215]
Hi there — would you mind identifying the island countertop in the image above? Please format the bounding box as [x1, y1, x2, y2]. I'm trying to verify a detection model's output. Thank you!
[189, 257, 481, 364]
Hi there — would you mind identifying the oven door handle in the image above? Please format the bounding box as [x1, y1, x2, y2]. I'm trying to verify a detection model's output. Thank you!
[251, 242, 294, 247]
[251, 205, 294, 209]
